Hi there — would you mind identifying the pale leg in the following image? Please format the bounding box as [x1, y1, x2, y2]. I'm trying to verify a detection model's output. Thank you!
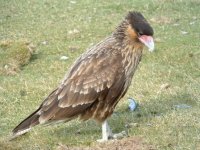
[97, 120, 113, 142]
[97, 120, 128, 142]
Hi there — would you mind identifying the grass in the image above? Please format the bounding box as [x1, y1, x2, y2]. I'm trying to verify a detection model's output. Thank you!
[0, 0, 200, 149]
[0, 39, 35, 75]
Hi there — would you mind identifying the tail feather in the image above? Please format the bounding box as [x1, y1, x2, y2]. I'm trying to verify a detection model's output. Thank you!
[12, 107, 41, 139]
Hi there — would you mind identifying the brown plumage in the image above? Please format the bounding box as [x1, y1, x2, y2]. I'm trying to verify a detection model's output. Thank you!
[12, 11, 154, 139]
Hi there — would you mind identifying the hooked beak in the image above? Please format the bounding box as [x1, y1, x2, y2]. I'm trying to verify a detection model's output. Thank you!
[138, 35, 154, 52]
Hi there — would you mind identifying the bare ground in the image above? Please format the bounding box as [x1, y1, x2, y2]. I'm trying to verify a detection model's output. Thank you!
[57, 137, 155, 150]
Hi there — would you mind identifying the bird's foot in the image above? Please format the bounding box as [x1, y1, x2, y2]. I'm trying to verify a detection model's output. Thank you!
[97, 130, 113, 142]
[112, 130, 127, 139]
[97, 120, 113, 142]
[97, 131, 127, 142]
[97, 120, 128, 142]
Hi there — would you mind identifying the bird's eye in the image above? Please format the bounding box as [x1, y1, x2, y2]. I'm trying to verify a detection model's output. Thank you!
[138, 31, 143, 36]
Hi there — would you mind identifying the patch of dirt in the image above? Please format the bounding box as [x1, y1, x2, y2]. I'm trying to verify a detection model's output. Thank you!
[57, 137, 155, 150]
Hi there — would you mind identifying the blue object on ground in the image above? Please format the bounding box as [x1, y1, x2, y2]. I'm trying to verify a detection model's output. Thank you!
[128, 98, 138, 111]
[174, 104, 191, 109]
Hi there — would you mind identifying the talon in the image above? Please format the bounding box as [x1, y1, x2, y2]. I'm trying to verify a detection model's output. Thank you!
[97, 139, 107, 143]
[113, 131, 127, 139]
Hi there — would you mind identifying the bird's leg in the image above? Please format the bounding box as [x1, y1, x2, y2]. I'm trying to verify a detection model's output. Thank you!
[102, 120, 113, 140]
[97, 120, 128, 142]
[97, 120, 113, 142]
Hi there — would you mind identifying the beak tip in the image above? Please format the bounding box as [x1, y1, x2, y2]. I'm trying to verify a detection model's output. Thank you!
[147, 42, 154, 52]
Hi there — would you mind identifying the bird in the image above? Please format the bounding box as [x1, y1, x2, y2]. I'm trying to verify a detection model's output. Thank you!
[12, 11, 154, 141]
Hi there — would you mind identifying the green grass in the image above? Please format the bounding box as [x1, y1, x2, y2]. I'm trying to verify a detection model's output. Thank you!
[0, 39, 35, 75]
[0, 0, 200, 149]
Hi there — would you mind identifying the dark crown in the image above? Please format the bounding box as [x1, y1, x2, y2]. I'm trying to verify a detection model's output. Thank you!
[126, 11, 154, 36]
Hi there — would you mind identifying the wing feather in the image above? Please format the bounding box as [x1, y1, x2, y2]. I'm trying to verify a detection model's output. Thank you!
[58, 50, 123, 108]
[37, 37, 126, 122]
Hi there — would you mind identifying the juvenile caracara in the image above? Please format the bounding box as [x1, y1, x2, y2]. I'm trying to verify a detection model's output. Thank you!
[12, 11, 154, 141]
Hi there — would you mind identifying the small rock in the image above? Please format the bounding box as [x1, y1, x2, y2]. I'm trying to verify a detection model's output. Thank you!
[68, 29, 79, 35]
[60, 56, 69, 60]
[70, 1, 76, 4]
[41, 41, 48, 45]
[0, 86, 5, 91]
[174, 104, 191, 109]
[181, 31, 188, 35]
[189, 21, 195, 25]
[125, 123, 139, 128]
[192, 16, 197, 20]
[173, 23, 179, 26]
[4, 65, 9, 69]
[146, 123, 153, 126]
[160, 83, 170, 90]
[155, 38, 163, 43]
